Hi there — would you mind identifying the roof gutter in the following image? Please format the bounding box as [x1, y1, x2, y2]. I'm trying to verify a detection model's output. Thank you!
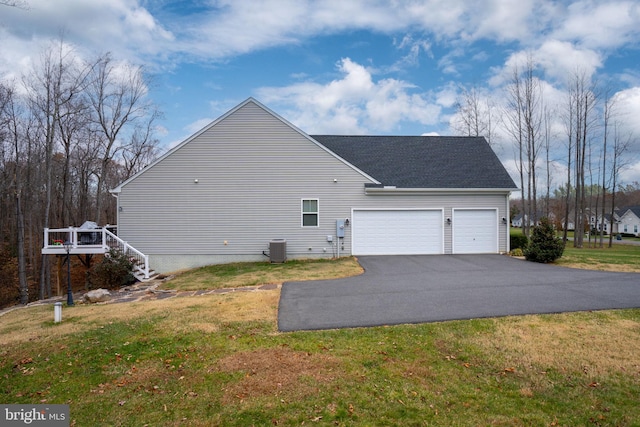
[364, 187, 520, 196]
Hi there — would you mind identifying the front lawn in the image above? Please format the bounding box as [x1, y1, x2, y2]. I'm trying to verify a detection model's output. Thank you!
[558, 244, 640, 272]
[2, 253, 640, 426]
[511, 227, 640, 272]
[1, 296, 639, 426]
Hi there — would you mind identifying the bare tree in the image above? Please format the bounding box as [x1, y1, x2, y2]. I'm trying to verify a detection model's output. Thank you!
[0, 82, 29, 303]
[608, 127, 634, 247]
[0, 43, 162, 307]
[22, 38, 89, 298]
[542, 106, 555, 218]
[522, 61, 544, 227]
[598, 88, 615, 247]
[86, 53, 159, 224]
[503, 64, 527, 234]
[57, 95, 91, 225]
[453, 85, 494, 144]
[564, 70, 597, 248]
[72, 130, 101, 223]
[121, 114, 162, 178]
[501, 55, 544, 237]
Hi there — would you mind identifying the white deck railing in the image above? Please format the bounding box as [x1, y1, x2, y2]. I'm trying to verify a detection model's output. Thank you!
[42, 226, 151, 279]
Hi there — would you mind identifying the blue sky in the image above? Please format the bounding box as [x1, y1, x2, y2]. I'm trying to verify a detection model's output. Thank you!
[1, 0, 640, 186]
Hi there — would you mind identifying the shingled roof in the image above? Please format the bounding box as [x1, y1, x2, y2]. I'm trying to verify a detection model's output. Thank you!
[311, 135, 518, 189]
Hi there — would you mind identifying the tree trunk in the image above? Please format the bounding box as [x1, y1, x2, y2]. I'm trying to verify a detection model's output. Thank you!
[16, 191, 28, 304]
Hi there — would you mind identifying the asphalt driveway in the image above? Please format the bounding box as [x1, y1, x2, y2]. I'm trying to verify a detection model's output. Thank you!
[277, 255, 640, 331]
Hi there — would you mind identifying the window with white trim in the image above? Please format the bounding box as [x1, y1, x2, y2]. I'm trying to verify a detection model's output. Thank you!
[302, 199, 319, 227]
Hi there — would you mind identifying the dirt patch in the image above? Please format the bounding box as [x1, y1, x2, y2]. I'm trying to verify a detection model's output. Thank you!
[216, 347, 343, 404]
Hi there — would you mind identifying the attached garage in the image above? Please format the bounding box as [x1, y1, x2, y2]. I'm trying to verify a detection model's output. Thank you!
[452, 209, 498, 254]
[352, 209, 443, 255]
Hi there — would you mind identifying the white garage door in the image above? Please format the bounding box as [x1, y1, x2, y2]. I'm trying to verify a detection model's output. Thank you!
[453, 209, 498, 254]
[352, 210, 443, 255]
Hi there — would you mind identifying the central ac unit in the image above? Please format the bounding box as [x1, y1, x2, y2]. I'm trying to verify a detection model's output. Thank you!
[269, 239, 287, 263]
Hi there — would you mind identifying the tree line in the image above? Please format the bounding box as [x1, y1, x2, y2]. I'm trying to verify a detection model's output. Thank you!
[453, 54, 637, 248]
[0, 39, 161, 306]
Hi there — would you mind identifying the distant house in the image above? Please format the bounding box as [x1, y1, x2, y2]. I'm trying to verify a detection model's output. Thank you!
[618, 206, 640, 236]
[560, 209, 622, 235]
[588, 211, 621, 235]
[108, 98, 518, 274]
[511, 212, 554, 228]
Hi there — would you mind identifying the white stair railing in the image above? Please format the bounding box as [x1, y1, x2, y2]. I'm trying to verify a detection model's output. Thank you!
[104, 229, 150, 280]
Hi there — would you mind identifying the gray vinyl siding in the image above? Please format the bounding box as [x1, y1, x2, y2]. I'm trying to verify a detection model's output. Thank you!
[117, 101, 376, 272]
[117, 100, 512, 273]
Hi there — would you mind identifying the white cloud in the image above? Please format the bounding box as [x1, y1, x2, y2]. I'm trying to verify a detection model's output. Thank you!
[620, 161, 640, 186]
[0, 0, 174, 74]
[535, 40, 603, 83]
[554, 0, 640, 49]
[435, 83, 458, 108]
[613, 87, 640, 137]
[471, 0, 539, 42]
[390, 35, 432, 70]
[609, 87, 640, 174]
[489, 42, 603, 88]
[3, 0, 637, 80]
[256, 58, 441, 134]
[2, 0, 638, 181]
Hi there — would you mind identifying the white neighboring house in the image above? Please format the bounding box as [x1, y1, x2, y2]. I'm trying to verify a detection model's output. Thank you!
[618, 207, 640, 236]
[562, 210, 620, 234]
[511, 212, 554, 228]
[589, 212, 621, 235]
[511, 214, 527, 228]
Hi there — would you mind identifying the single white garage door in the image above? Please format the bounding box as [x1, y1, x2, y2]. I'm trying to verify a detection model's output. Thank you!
[352, 210, 443, 255]
[453, 209, 498, 254]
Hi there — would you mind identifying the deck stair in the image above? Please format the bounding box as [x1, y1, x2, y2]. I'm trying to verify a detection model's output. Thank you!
[42, 226, 155, 281]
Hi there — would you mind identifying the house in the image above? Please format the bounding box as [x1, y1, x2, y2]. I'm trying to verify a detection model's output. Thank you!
[511, 214, 524, 228]
[589, 211, 621, 235]
[510, 212, 555, 228]
[109, 98, 518, 274]
[618, 206, 640, 236]
[561, 209, 621, 234]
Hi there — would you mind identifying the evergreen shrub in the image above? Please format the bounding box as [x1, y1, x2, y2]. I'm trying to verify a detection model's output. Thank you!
[510, 233, 529, 250]
[524, 218, 565, 263]
[91, 249, 135, 289]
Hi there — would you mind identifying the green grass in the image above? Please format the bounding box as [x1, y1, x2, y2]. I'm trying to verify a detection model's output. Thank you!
[2, 305, 639, 426]
[162, 257, 363, 291]
[510, 227, 640, 272]
[558, 243, 640, 270]
[2, 255, 640, 426]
